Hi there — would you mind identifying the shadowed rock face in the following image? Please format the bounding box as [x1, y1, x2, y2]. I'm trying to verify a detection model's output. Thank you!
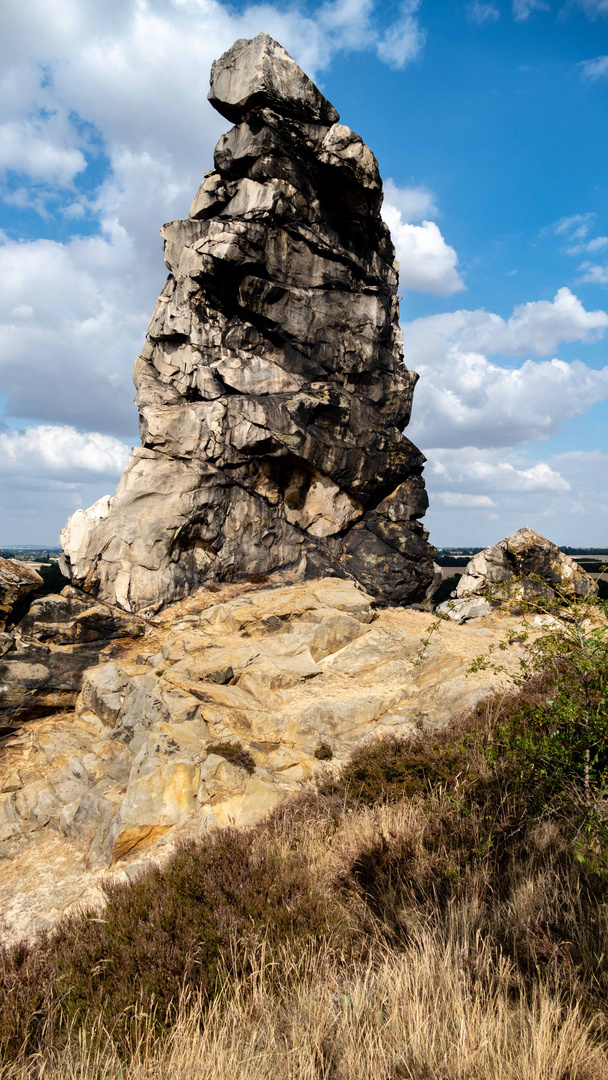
[0, 559, 42, 632]
[60, 33, 438, 616]
[0, 588, 145, 722]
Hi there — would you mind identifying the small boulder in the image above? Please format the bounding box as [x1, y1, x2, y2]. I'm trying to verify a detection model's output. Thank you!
[77, 663, 130, 726]
[457, 527, 597, 602]
[436, 597, 492, 624]
[208, 32, 339, 125]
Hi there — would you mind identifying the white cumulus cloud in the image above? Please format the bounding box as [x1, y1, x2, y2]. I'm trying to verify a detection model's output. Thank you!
[383, 204, 465, 296]
[0, 119, 86, 186]
[577, 262, 608, 285]
[0, 425, 130, 479]
[427, 450, 571, 494]
[0, 228, 149, 435]
[404, 289, 608, 448]
[434, 492, 497, 508]
[376, 0, 426, 69]
[383, 178, 438, 223]
[383, 178, 465, 296]
[424, 447, 608, 547]
[0, 424, 131, 545]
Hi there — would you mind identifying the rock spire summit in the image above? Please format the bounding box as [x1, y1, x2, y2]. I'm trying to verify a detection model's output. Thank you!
[60, 35, 438, 614]
[208, 33, 339, 125]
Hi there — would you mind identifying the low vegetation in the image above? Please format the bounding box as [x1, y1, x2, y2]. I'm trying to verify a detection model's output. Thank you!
[205, 741, 256, 774]
[0, 589, 607, 1078]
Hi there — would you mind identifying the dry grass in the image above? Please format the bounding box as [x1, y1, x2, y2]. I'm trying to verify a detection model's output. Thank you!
[3, 928, 607, 1080]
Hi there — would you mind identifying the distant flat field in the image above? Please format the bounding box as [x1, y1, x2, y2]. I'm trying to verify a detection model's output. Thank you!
[13, 560, 56, 571]
[439, 557, 606, 581]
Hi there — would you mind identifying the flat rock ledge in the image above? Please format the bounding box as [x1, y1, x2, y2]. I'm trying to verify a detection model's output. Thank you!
[0, 577, 526, 945]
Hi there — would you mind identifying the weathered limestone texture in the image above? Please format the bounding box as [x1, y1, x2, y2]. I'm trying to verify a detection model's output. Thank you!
[60, 34, 438, 615]
[456, 527, 598, 602]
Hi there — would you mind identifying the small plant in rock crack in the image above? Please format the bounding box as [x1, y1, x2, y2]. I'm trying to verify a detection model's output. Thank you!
[413, 619, 443, 666]
[314, 742, 334, 761]
[206, 742, 256, 774]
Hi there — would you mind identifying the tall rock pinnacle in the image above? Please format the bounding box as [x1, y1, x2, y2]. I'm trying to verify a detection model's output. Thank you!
[60, 34, 438, 615]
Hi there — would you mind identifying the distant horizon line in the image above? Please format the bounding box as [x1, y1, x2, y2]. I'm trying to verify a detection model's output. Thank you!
[1, 544, 607, 555]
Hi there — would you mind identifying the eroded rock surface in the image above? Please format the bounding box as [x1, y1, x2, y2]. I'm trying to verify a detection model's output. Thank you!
[0, 587, 144, 723]
[457, 527, 598, 602]
[0, 559, 42, 631]
[0, 577, 526, 944]
[59, 33, 438, 615]
[436, 596, 492, 623]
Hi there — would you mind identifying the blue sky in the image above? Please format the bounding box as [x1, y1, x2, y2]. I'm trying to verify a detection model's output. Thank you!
[0, 0, 607, 547]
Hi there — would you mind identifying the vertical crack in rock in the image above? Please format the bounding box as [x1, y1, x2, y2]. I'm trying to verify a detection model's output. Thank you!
[60, 34, 439, 615]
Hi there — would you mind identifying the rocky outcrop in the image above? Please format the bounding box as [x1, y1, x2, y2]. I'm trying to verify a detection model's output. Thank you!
[0, 558, 42, 631]
[0, 587, 144, 722]
[457, 527, 598, 602]
[0, 576, 525, 942]
[59, 34, 438, 616]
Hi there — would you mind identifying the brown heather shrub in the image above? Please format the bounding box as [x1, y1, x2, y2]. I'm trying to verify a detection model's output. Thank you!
[318, 726, 480, 804]
[4, 935, 608, 1080]
[0, 826, 347, 1058]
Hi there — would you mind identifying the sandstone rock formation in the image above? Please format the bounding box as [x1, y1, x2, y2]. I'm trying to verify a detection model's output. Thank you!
[456, 527, 598, 602]
[60, 34, 438, 616]
[0, 577, 525, 943]
[0, 558, 42, 632]
[0, 587, 144, 723]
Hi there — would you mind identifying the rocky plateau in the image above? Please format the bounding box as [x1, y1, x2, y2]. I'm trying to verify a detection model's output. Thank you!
[1, 575, 528, 944]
